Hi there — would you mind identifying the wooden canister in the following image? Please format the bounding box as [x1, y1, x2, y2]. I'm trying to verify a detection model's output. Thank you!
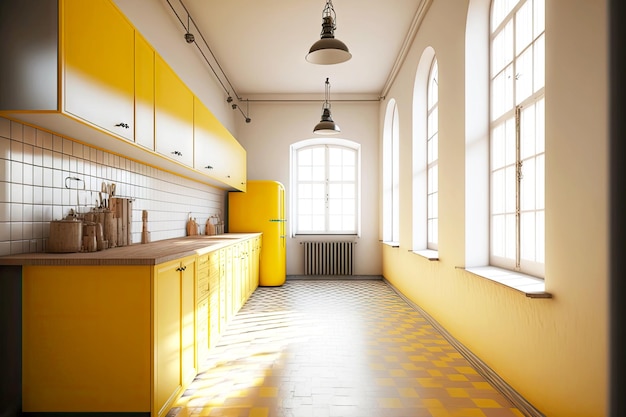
[104, 210, 117, 248]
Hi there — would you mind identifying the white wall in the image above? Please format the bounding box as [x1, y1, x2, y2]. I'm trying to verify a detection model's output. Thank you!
[234, 101, 382, 276]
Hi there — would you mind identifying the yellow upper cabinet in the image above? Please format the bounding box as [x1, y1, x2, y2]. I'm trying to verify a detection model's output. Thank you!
[63, 0, 135, 141]
[0, 0, 246, 190]
[155, 55, 194, 167]
[194, 97, 247, 191]
[135, 33, 155, 150]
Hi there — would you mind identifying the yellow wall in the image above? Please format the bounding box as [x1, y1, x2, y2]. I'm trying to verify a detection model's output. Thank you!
[380, 1, 608, 416]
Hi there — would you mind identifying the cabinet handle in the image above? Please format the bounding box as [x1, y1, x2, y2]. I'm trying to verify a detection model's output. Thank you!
[115, 122, 130, 129]
[205, 165, 213, 170]
[176, 266, 187, 272]
[172, 151, 183, 157]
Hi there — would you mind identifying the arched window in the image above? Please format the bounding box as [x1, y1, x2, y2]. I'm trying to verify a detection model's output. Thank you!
[490, 0, 545, 276]
[290, 138, 360, 236]
[427, 58, 439, 250]
[383, 100, 399, 244]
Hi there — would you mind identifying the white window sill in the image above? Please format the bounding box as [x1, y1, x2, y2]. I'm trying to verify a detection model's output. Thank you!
[462, 266, 552, 298]
[382, 241, 400, 248]
[411, 249, 439, 261]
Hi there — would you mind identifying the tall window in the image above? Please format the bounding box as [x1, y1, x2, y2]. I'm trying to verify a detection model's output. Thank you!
[383, 100, 400, 244]
[427, 59, 439, 250]
[490, 0, 545, 277]
[291, 139, 360, 235]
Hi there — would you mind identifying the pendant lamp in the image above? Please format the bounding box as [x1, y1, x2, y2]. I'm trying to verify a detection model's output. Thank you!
[306, 0, 351, 65]
[314, 78, 340, 135]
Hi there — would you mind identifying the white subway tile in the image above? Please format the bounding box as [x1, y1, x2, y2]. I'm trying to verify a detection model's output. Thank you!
[10, 121, 23, 141]
[0, 118, 10, 139]
[23, 125, 36, 145]
[22, 222, 33, 239]
[23, 164, 33, 184]
[23, 185, 33, 205]
[10, 141, 23, 163]
[37, 129, 53, 149]
[10, 221, 22, 239]
[0, 222, 10, 241]
[0, 202, 8, 220]
[11, 161, 24, 183]
[32, 146, 43, 167]
[0, 136, 10, 160]
[52, 135, 63, 152]
[33, 166, 43, 187]
[10, 183, 22, 204]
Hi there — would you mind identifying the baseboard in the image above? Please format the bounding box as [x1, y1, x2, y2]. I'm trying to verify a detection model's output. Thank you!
[286, 274, 383, 280]
[383, 278, 545, 417]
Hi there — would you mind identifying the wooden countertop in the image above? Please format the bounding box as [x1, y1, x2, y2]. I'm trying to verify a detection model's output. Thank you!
[0, 233, 261, 266]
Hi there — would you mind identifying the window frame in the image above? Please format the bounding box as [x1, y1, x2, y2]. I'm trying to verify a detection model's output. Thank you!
[489, 0, 545, 277]
[427, 58, 439, 250]
[290, 138, 361, 237]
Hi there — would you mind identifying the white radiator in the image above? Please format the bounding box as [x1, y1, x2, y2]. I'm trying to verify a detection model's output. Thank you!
[303, 241, 354, 275]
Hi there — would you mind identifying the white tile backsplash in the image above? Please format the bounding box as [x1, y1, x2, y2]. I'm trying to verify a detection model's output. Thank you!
[0, 117, 227, 255]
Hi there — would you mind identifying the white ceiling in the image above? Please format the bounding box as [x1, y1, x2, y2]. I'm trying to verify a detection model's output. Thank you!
[154, 0, 429, 100]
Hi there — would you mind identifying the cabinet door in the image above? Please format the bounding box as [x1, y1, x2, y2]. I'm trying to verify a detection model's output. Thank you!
[154, 260, 182, 416]
[63, 0, 134, 140]
[194, 97, 247, 190]
[135, 33, 155, 149]
[155, 54, 193, 166]
[181, 257, 196, 386]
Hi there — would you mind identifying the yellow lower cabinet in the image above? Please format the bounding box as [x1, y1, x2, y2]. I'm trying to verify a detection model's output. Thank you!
[22, 265, 152, 413]
[154, 256, 196, 417]
[19, 237, 259, 416]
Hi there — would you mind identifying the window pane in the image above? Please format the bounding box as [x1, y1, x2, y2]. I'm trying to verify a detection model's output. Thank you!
[311, 147, 325, 164]
[492, 124, 505, 169]
[505, 213, 516, 260]
[299, 148, 312, 165]
[521, 211, 536, 261]
[492, 214, 505, 257]
[505, 165, 516, 212]
[536, 153, 545, 209]
[311, 215, 325, 231]
[536, 210, 545, 262]
[492, 168, 505, 214]
[428, 60, 439, 107]
[312, 183, 325, 199]
[533, 34, 545, 91]
[516, 47, 533, 104]
[329, 166, 341, 181]
[535, 98, 545, 153]
[492, 0, 519, 31]
[520, 104, 536, 159]
[428, 107, 438, 139]
[328, 147, 342, 165]
[492, 21, 514, 75]
[342, 184, 355, 198]
[515, 0, 533, 54]
[534, 0, 545, 38]
[299, 183, 312, 199]
[311, 166, 325, 181]
[343, 199, 355, 215]
[520, 157, 536, 210]
[492, 65, 514, 120]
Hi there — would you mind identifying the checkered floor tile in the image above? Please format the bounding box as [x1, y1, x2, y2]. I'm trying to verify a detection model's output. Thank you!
[173, 280, 523, 417]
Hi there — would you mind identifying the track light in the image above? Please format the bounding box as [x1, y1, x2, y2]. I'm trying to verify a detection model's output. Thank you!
[306, 0, 351, 65]
[184, 14, 194, 43]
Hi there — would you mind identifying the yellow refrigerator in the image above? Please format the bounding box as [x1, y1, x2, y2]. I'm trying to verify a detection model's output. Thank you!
[228, 180, 286, 286]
